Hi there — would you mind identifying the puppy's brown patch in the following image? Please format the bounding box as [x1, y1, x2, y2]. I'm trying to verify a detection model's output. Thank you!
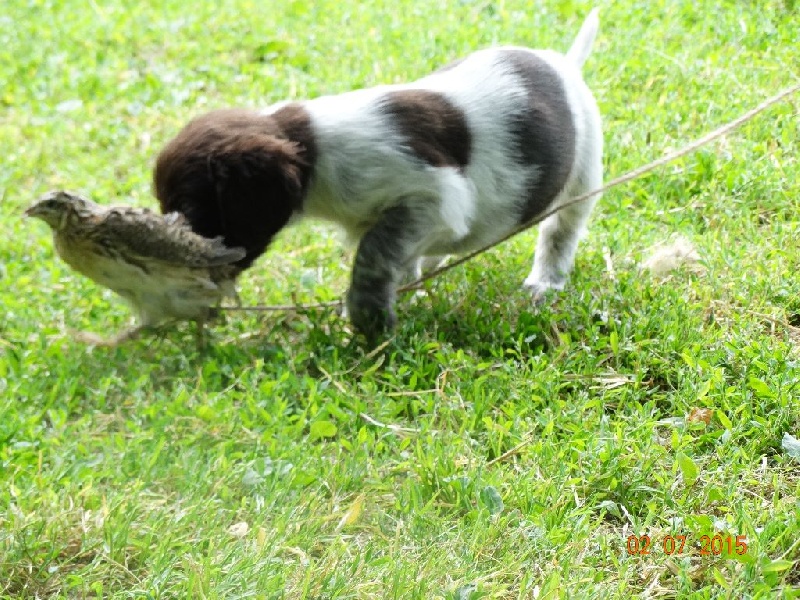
[501, 50, 576, 222]
[379, 90, 471, 169]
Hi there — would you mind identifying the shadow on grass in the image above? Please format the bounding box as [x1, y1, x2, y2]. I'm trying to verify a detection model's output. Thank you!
[20, 262, 690, 403]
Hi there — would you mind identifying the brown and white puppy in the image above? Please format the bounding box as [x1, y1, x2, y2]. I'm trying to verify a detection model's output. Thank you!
[154, 9, 602, 338]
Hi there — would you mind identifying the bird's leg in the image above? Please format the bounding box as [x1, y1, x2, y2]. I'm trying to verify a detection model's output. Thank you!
[192, 307, 216, 351]
[194, 317, 207, 351]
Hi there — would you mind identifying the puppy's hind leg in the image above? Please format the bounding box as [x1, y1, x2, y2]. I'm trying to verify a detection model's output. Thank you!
[524, 167, 602, 303]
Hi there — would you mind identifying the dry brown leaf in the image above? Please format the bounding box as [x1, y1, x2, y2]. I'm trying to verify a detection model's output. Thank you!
[640, 236, 702, 275]
[228, 521, 249, 538]
[256, 526, 267, 549]
[687, 407, 713, 424]
[335, 494, 365, 531]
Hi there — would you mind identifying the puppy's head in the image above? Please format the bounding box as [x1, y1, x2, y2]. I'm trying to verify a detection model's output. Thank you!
[154, 108, 312, 270]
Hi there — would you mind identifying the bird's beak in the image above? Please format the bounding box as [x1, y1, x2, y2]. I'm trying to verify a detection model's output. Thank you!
[24, 205, 50, 222]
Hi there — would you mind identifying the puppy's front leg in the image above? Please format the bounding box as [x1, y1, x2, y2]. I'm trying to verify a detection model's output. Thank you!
[347, 205, 421, 339]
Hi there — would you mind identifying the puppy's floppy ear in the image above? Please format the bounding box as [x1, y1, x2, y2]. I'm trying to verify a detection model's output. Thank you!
[210, 134, 307, 268]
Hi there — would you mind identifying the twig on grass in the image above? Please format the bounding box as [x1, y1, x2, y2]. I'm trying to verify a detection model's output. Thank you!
[486, 435, 535, 467]
[358, 412, 421, 434]
[746, 310, 800, 338]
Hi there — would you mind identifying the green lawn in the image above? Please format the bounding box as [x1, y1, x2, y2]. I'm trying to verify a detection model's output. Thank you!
[2, 0, 800, 597]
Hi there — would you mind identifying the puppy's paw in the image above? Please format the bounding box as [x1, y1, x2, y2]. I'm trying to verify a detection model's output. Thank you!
[349, 304, 397, 342]
[522, 276, 565, 305]
[346, 289, 397, 341]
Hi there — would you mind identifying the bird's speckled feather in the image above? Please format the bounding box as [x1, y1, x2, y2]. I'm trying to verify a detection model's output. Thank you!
[100, 205, 246, 268]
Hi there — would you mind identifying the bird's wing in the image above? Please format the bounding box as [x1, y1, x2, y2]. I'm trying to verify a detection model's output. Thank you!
[99, 206, 246, 268]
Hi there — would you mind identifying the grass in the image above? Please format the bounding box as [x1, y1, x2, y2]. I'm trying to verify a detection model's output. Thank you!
[2, 0, 799, 597]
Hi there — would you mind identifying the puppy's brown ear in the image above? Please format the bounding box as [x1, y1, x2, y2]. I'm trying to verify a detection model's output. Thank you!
[210, 134, 307, 268]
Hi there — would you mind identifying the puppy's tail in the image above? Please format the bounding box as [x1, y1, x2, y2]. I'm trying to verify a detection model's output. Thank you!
[566, 8, 599, 69]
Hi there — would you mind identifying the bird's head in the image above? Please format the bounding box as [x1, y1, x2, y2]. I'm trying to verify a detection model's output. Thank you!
[25, 191, 94, 231]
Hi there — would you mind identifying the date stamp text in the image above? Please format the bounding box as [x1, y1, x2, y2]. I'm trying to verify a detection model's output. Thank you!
[626, 534, 748, 557]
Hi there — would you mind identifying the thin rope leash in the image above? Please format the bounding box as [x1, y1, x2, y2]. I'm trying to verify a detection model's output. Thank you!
[224, 81, 800, 314]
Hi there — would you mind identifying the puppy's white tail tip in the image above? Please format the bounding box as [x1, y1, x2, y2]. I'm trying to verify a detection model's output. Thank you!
[566, 7, 600, 69]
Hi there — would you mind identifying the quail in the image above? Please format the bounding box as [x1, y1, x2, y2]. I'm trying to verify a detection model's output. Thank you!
[26, 190, 246, 347]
